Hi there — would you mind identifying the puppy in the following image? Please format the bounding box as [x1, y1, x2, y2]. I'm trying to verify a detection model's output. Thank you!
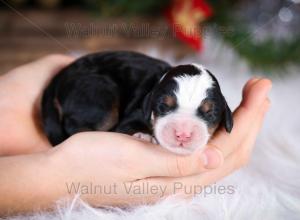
[41, 51, 233, 154]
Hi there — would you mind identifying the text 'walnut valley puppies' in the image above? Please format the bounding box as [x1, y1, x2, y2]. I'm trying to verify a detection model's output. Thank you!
[41, 51, 233, 155]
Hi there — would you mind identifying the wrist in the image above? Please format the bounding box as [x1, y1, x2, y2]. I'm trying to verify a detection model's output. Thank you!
[46, 142, 90, 202]
[0, 149, 68, 215]
[44, 145, 75, 199]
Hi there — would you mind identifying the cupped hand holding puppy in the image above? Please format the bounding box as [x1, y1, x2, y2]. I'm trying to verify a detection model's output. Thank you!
[0, 55, 271, 214]
[51, 77, 271, 206]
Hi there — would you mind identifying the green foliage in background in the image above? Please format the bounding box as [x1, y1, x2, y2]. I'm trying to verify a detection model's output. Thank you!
[4, 0, 298, 70]
[209, 0, 300, 70]
[92, 0, 300, 70]
[222, 26, 300, 70]
[85, 0, 170, 16]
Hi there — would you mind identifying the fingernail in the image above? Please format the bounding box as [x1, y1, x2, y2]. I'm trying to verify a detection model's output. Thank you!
[250, 77, 261, 83]
[261, 79, 272, 95]
[202, 148, 223, 169]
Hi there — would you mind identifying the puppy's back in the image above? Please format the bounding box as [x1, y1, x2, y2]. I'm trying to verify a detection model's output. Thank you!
[41, 51, 171, 146]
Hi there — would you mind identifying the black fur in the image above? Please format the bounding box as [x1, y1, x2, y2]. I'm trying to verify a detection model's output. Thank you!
[41, 52, 232, 146]
[42, 51, 171, 146]
[206, 69, 233, 132]
[148, 65, 233, 133]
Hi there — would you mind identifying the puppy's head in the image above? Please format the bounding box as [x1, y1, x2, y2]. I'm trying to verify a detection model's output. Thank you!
[143, 64, 233, 155]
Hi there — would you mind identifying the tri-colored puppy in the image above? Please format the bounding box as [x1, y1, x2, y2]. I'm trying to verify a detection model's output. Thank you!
[41, 51, 233, 154]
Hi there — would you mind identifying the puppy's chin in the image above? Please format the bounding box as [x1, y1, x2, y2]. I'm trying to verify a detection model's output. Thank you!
[159, 144, 199, 155]
[153, 113, 210, 155]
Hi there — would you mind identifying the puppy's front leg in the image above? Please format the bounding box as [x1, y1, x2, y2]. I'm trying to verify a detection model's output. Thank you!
[115, 114, 157, 144]
[132, 132, 158, 144]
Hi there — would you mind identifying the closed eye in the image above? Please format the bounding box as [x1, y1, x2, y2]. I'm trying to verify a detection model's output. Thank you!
[158, 103, 170, 113]
[200, 99, 214, 114]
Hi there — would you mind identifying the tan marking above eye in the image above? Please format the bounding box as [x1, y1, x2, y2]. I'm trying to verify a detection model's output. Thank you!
[200, 100, 214, 113]
[96, 103, 119, 131]
[164, 95, 176, 107]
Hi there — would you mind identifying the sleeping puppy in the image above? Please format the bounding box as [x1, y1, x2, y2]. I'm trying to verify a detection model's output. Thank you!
[41, 51, 233, 154]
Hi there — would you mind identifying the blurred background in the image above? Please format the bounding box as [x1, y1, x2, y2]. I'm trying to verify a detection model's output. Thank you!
[1, 3, 300, 218]
[0, 0, 299, 73]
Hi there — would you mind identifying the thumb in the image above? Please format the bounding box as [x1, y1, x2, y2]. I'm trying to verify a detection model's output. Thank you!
[140, 143, 222, 178]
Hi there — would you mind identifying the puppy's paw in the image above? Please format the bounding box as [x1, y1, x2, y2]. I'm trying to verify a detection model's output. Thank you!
[133, 132, 157, 144]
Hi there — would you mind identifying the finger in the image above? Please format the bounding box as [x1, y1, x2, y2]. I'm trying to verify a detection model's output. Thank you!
[3, 54, 75, 95]
[64, 132, 210, 179]
[236, 98, 271, 159]
[27, 54, 75, 77]
[136, 153, 239, 200]
[213, 98, 270, 172]
[141, 79, 272, 178]
[240, 78, 272, 109]
[17, 55, 74, 101]
[208, 78, 272, 158]
[242, 77, 260, 98]
[132, 100, 272, 199]
[139, 143, 210, 178]
[7, 54, 74, 78]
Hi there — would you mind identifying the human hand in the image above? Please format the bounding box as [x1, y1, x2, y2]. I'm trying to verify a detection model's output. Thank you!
[0, 55, 74, 155]
[0, 55, 271, 213]
[48, 78, 271, 206]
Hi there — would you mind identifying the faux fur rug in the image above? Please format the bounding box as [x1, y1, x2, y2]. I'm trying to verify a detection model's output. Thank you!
[6, 35, 300, 220]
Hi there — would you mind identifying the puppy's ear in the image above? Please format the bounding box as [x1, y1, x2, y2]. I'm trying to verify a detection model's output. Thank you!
[222, 99, 233, 133]
[142, 92, 152, 121]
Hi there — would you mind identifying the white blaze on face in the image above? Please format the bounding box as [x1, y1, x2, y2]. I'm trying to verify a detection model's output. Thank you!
[154, 65, 214, 155]
[175, 66, 213, 111]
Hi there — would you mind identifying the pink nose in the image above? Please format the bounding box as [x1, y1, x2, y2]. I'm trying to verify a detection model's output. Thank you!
[175, 131, 192, 143]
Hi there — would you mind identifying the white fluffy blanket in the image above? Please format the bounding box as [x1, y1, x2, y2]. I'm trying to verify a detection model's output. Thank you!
[6, 36, 300, 220]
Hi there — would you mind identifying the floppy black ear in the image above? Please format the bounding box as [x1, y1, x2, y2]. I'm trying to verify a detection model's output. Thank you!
[222, 99, 233, 133]
[142, 92, 153, 121]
